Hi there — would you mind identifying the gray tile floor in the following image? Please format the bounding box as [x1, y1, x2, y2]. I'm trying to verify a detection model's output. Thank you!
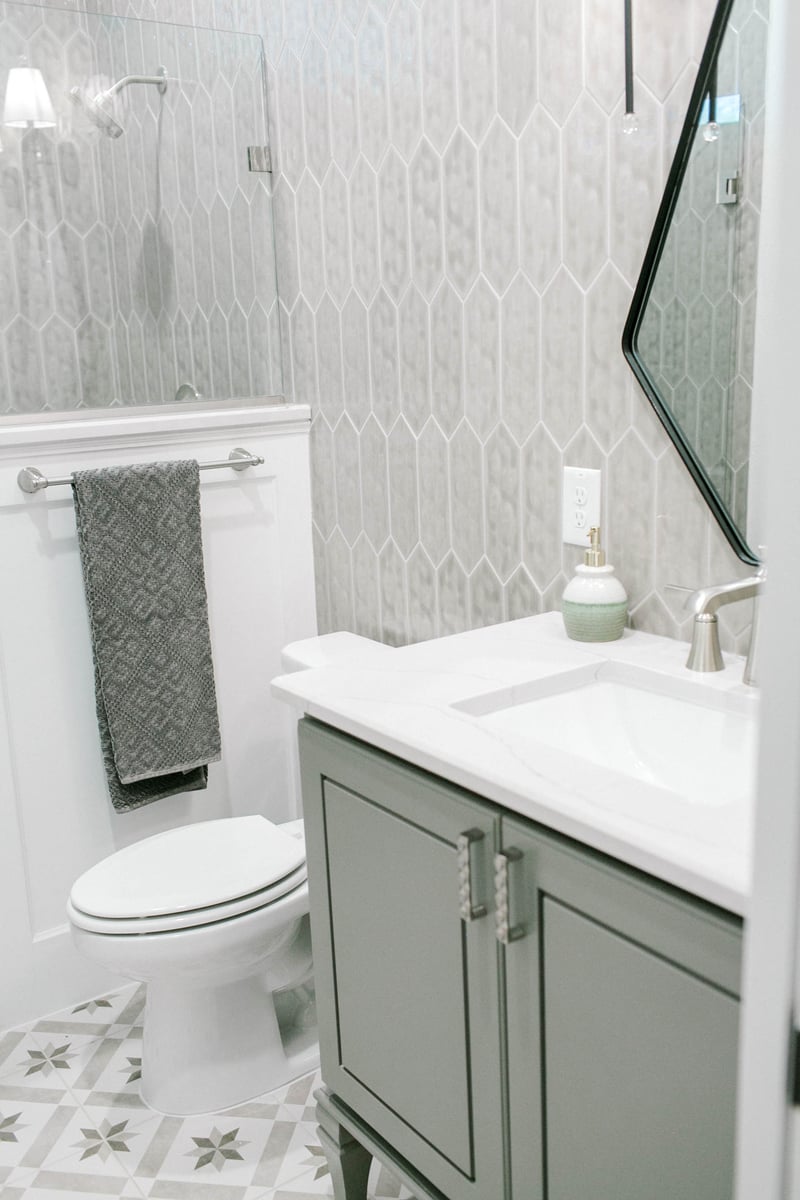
[0, 985, 412, 1199]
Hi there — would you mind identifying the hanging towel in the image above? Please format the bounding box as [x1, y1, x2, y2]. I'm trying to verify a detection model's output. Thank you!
[72, 460, 222, 813]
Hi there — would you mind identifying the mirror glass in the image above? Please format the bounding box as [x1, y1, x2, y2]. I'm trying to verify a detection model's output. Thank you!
[623, 0, 768, 565]
[0, 2, 282, 419]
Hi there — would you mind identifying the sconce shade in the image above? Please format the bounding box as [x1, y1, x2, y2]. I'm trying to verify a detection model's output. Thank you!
[3, 67, 56, 128]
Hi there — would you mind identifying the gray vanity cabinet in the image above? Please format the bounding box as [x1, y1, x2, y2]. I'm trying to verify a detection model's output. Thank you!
[299, 718, 743, 1200]
[501, 815, 742, 1200]
[298, 718, 505, 1200]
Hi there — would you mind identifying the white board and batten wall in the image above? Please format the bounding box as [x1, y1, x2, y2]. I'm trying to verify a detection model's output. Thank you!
[0, 401, 317, 1030]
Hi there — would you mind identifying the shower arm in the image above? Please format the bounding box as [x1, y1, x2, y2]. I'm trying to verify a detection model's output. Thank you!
[104, 67, 167, 98]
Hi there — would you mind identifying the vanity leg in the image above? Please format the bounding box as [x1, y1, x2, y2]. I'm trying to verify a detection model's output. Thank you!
[316, 1091, 371, 1200]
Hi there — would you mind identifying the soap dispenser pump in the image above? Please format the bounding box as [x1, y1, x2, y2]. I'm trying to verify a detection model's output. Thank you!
[561, 526, 628, 642]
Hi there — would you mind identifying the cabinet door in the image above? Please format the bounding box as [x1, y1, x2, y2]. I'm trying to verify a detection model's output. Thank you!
[501, 816, 742, 1200]
[299, 720, 506, 1200]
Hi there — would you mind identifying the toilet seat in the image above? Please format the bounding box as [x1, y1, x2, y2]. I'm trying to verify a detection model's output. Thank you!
[68, 815, 308, 936]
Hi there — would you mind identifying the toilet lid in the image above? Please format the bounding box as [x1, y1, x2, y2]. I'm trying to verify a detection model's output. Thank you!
[70, 816, 306, 920]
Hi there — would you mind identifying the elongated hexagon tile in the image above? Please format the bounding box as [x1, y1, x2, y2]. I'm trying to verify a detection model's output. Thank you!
[479, 118, 518, 296]
[399, 283, 431, 434]
[310, 415, 336, 539]
[506, 564, 543, 621]
[522, 423, 562, 590]
[421, 0, 458, 153]
[407, 545, 438, 643]
[342, 290, 372, 429]
[430, 280, 464, 437]
[469, 558, 505, 629]
[409, 138, 444, 301]
[417, 416, 451, 568]
[302, 33, 332, 185]
[496, 0, 537, 135]
[485, 425, 521, 582]
[541, 269, 583, 448]
[458, 0, 495, 144]
[586, 264, 634, 452]
[42, 315, 81, 412]
[359, 413, 391, 551]
[583, 0, 623, 114]
[350, 155, 381, 305]
[437, 551, 470, 636]
[519, 106, 561, 291]
[443, 128, 479, 299]
[379, 539, 409, 644]
[501, 273, 541, 446]
[562, 94, 608, 289]
[295, 171, 325, 312]
[537, 0, 582, 124]
[315, 295, 345, 424]
[388, 0, 423, 164]
[327, 527, 356, 632]
[388, 415, 420, 557]
[328, 26, 360, 178]
[352, 533, 382, 640]
[675, 209, 704, 308]
[378, 148, 410, 303]
[369, 287, 401, 432]
[272, 178, 300, 312]
[6, 316, 45, 413]
[449, 419, 484, 574]
[322, 164, 352, 308]
[607, 429, 657, 608]
[464, 278, 500, 440]
[635, 0, 692, 102]
[290, 295, 318, 404]
[334, 412, 364, 545]
[358, 8, 389, 170]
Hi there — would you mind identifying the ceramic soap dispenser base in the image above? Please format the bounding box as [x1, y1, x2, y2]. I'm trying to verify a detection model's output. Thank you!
[562, 526, 628, 642]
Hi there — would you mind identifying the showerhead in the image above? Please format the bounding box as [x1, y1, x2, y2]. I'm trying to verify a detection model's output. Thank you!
[69, 67, 168, 140]
[69, 86, 124, 138]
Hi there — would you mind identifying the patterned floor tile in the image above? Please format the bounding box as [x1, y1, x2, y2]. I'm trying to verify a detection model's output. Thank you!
[67, 1035, 146, 1110]
[17, 1100, 160, 1185]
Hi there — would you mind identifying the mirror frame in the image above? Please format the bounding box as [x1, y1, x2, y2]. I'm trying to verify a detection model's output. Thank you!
[621, 0, 760, 567]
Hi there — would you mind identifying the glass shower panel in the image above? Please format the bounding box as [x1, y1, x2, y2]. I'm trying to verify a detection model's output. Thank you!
[0, 1, 282, 417]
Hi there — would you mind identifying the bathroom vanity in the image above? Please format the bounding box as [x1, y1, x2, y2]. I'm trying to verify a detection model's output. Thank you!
[274, 614, 754, 1200]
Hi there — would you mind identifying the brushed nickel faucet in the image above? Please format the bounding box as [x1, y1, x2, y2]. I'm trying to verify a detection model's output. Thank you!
[682, 566, 766, 685]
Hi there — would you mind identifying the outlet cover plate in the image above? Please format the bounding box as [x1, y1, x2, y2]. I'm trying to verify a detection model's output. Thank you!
[562, 466, 601, 547]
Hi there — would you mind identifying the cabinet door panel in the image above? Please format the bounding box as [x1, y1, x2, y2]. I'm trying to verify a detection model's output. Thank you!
[324, 780, 472, 1172]
[503, 816, 742, 1200]
[543, 897, 738, 1200]
[299, 720, 505, 1200]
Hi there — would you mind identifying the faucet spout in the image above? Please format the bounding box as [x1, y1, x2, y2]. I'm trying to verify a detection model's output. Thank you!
[684, 567, 766, 682]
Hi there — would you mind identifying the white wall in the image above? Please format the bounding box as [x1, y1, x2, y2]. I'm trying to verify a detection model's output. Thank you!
[0, 402, 316, 1029]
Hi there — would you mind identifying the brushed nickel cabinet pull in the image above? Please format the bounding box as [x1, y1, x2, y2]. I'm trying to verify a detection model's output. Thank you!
[457, 829, 487, 921]
[494, 849, 525, 944]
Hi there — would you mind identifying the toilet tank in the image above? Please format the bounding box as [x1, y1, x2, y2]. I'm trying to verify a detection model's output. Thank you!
[279, 633, 392, 818]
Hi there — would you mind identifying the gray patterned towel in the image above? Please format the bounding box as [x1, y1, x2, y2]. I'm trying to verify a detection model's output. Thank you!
[72, 460, 222, 813]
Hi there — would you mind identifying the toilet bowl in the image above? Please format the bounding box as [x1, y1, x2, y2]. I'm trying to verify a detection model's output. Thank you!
[67, 815, 317, 1116]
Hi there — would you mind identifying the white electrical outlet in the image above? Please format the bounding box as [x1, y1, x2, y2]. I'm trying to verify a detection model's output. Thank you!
[562, 467, 601, 547]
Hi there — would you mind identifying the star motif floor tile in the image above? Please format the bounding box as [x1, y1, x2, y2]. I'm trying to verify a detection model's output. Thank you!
[0, 984, 416, 1199]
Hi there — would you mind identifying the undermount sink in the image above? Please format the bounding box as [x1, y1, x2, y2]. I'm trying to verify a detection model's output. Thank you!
[452, 661, 758, 808]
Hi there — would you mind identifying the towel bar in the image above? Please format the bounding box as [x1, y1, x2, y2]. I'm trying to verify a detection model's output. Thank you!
[16, 447, 265, 494]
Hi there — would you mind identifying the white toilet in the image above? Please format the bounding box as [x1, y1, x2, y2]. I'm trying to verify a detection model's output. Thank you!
[66, 633, 389, 1117]
[67, 814, 317, 1115]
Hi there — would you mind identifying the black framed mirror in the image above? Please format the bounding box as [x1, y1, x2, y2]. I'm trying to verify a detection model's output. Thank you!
[622, 0, 767, 567]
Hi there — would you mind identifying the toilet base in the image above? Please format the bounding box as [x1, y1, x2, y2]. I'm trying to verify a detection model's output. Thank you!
[140, 975, 319, 1116]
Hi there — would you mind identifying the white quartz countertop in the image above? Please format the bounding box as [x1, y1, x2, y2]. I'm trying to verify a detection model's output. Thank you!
[272, 614, 758, 916]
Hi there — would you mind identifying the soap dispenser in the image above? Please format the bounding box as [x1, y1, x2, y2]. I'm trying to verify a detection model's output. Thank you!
[561, 526, 628, 642]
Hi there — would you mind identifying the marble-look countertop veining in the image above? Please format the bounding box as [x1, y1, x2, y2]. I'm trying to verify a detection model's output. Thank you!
[272, 614, 759, 916]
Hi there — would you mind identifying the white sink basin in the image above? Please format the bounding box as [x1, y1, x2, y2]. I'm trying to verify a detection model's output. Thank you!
[452, 661, 758, 808]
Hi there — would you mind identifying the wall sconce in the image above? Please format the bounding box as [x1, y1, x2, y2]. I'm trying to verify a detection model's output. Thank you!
[3, 64, 56, 129]
[621, 0, 638, 135]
